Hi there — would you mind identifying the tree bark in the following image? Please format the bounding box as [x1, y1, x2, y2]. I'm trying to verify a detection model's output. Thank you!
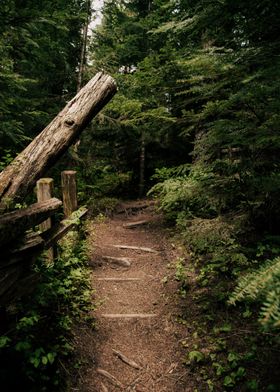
[37, 178, 54, 232]
[77, 0, 91, 92]
[61, 170, 78, 217]
[0, 72, 117, 210]
[139, 132, 145, 198]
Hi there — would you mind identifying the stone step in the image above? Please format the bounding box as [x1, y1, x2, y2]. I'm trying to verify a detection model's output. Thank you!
[102, 256, 132, 268]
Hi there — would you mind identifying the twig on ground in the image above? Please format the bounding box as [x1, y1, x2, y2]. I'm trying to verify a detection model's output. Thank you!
[113, 349, 141, 370]
[97, 368, 124, 389]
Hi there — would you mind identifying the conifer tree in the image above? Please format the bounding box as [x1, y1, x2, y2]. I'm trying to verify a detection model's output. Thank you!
[0, 0, 89, 156]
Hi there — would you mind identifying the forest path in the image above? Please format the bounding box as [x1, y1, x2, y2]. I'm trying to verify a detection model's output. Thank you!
[77, 200, 190, 392]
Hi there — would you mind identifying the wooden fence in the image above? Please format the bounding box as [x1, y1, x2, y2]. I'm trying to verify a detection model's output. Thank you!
[0, 170, 87, 305]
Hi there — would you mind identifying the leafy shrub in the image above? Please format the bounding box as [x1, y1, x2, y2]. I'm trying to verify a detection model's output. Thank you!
[148, 166, 217, 221]
[182, 217, 249, 283]
[87, 196, 119, 216]
[0, 233, 93, 391]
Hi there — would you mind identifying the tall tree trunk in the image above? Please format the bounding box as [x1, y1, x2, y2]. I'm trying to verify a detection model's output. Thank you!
[139, 132, 145, 198]
[77, 0, 91, 92]
[0, 72, 117, 210]
[73, 0, 91, 161]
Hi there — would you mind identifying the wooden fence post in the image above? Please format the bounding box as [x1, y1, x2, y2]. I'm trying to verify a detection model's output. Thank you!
[61, 171, 78, 218]
[37, 178, 54, 231]
[36, 178, 55, 261]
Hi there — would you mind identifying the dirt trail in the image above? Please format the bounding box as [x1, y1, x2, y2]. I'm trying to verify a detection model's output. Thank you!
[77, 200, 190, 392]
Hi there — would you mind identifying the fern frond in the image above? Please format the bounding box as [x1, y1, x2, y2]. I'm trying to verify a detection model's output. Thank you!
[260, 285, 280, 328]
[229, 257, 280, 329]
[229, 257, 280, 305]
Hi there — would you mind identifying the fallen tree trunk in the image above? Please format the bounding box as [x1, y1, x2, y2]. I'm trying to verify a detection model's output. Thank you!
[0, 72, 117, 210]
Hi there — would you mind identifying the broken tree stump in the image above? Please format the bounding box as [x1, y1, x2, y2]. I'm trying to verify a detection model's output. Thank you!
[0, 72, 117, 210]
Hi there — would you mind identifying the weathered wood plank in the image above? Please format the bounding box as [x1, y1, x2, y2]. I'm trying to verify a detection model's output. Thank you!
[0, 272, 40, 306]
[0, 267, 21, 297]
[61, 171, 78, 217]
[37, 178, 55, 262]
[0, 206, 87, 266]
[0, 198, 62, 247]
[0, 72, 117, 209]
[0, 235, 44, 269]
[0, 207, 87, 305]
[37, 178, 54, 232]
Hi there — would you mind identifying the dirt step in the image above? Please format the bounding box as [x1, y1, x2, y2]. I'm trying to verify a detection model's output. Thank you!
[101, 313, 157, 319]
[96, 277, 142, 282]
[123, 220, 150, 229]
[115, 201, 154, 215]
[112, 245, 158, 253]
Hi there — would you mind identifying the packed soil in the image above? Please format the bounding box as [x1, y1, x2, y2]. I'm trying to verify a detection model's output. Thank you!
[74, 200, 192, 392]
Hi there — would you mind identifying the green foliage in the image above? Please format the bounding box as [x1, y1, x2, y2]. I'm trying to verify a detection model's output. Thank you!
[0, 150, 14, 171]
[174, 257, 189, 298]
[85, 0, 190, 196]
[87, 197, 120, 216]
[0, 233, 93, 390]
[148, 167, 217, 220]
[0, 0, 88, 154]
[188, 350, 204, 364]
[229, 257, 280, 329]
[181, 217, 248, 273]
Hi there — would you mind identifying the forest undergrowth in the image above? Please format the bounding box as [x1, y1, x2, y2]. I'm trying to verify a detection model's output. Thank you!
[0, 230, 94, 392]
[149, 166, 280, 391]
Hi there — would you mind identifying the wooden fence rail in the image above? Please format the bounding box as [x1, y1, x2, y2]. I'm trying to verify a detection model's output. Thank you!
[0, 171, 87, 305]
